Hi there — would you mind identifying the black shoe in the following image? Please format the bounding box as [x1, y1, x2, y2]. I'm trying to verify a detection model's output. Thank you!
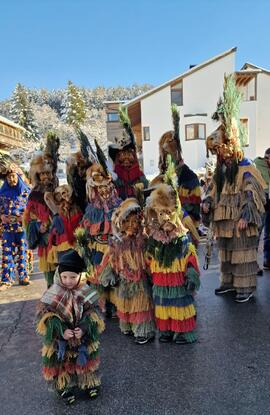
[88, 387, 99, 400]
[235, 293, 254, 303]
[159, 334, 173, 343]
[19, 278, 30, 286]
[257, 269, 263, 276]
[215, 286, 236, 295]
[59, 390, 76, 405]
[122, 330, 133, 336]
[134, 336, 155, 345]
[263, 263, 270, 271]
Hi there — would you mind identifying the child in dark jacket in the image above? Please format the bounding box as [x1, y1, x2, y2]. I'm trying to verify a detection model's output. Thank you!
[36, 249, 104, 404]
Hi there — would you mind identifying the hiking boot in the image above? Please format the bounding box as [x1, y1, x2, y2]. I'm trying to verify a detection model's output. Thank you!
[122, 330, 133, 336]
[88, 387, 99, 400]
[134, 336, 155, 345]
[215, 286, 236, 295]
[174, 333, 197, 344]
[59, 390, 76, 405]
[235, 292, 254, 303]
[257, 268, 263, 276]
[159, 333, 173, 343]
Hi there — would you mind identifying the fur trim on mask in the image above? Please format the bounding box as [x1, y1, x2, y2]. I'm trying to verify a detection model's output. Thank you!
[112, 198, 141, 239]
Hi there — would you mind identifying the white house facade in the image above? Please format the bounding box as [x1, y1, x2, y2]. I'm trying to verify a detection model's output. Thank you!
[105, 47, 270, 175]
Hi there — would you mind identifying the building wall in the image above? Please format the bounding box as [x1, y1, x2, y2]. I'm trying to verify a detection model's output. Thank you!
[140, 52, 235, 175]
[256, 73, 270, 157]
[239, 100, 257, 160]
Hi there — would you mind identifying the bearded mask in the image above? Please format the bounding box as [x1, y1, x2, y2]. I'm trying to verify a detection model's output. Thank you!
[116, 148, 136, 169]
[86, 163, 113, 202]
[158, 131, 182, 173]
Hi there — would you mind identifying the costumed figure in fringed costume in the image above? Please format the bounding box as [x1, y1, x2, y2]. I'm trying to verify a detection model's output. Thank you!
[202, 74, 266, 303]
[76, 137, 122, 313]
[108, 106, 148, 200]
[146, 174, 200, 245]
[36, 249, 104, 404]
[0, 155, 31, 287]
[158, 105, 201, 229]
[66, 130, 93, 214]
[145, 157, 200, 344]
[23, 132, 60, 288]
[110, 198, 155, 344]
[45, 184, 83, 266]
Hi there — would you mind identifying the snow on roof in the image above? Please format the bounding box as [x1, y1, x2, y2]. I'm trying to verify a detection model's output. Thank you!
[0, 115, 26, 131]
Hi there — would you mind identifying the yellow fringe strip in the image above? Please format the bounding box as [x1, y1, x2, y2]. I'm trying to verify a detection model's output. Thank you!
[37, 312, 62, 336]
[89, 311, 105, 334]
[88, 240, 108, 254]
[88, 341, 100, 354]
[41, 344, 55, 358]
[179, 186, 201, 198]
[113, 290, 153, 313]
[155, 304, 196, 320]
[47, 242, 74, 265]
[149, 242, 198, 273]
[56, 372, 71, 391]
[39, 252, 56, 272]
[77, 372, 101, 390]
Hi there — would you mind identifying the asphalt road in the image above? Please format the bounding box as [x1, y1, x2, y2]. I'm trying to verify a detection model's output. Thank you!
[1, 242, 270, 415]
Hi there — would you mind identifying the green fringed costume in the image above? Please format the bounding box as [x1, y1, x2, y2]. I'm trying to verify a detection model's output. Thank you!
[36, 270, 105, 392]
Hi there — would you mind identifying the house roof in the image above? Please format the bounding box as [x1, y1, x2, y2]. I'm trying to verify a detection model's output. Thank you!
[125, 47, 237, 108]
[241, 62, 270, 75]
[0, 115, 26, 131]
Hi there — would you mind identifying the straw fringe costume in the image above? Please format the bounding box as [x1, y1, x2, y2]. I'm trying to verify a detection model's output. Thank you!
[23, 132, 60, 287]
[145, 168, 200, 343]
[204, 75, 266, 300]
[37, 271, 104, 392]
[45, 185, 83, 265]
[110, 198, 155, 342]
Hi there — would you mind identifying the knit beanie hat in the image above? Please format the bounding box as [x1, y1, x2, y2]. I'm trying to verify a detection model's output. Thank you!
[58, 249, 86, 275]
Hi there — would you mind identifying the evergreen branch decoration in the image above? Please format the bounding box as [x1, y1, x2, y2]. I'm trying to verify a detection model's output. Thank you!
[171, 104, 181, 152]
[118, 105, 135, 146]
[77, 129, 96, 164]
[45, 131, 60, 171]
[223, 74, 243, 141]
[164, 154, 181, 216]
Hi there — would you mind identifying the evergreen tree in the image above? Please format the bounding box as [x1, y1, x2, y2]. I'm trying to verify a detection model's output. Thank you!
[10, 83, 40, 142]
[62, 80, 86, 129]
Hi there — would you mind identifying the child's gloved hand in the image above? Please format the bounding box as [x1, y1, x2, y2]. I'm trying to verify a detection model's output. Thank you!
[63, 329, 74, 340]
[73, 327, 83, 339]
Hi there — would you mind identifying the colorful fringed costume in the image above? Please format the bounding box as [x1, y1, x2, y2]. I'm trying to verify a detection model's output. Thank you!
[45, 185, 83, 265]
[23, 132, 60, 287]
[145, 179, 200, 344]
[36, 272, 104, 393]
[0, 166, 31, 286]
[159, 105, 201, 229]
[204, 75, 266, 302]
[109, 106, 148, 200]
[110, 198, 155, 343]
[76, 140, 122, 311]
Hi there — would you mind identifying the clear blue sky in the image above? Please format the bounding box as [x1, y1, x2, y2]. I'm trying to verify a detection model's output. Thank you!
[1, 0, 270, 100]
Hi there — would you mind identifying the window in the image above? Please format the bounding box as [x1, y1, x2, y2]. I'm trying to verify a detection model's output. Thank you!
[107, 112, 119, 122]
[143, 126, 150, 141]
[171, 81, 183, 106]
[185, 124, 206, 140]
[240, 118, 249, 146]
